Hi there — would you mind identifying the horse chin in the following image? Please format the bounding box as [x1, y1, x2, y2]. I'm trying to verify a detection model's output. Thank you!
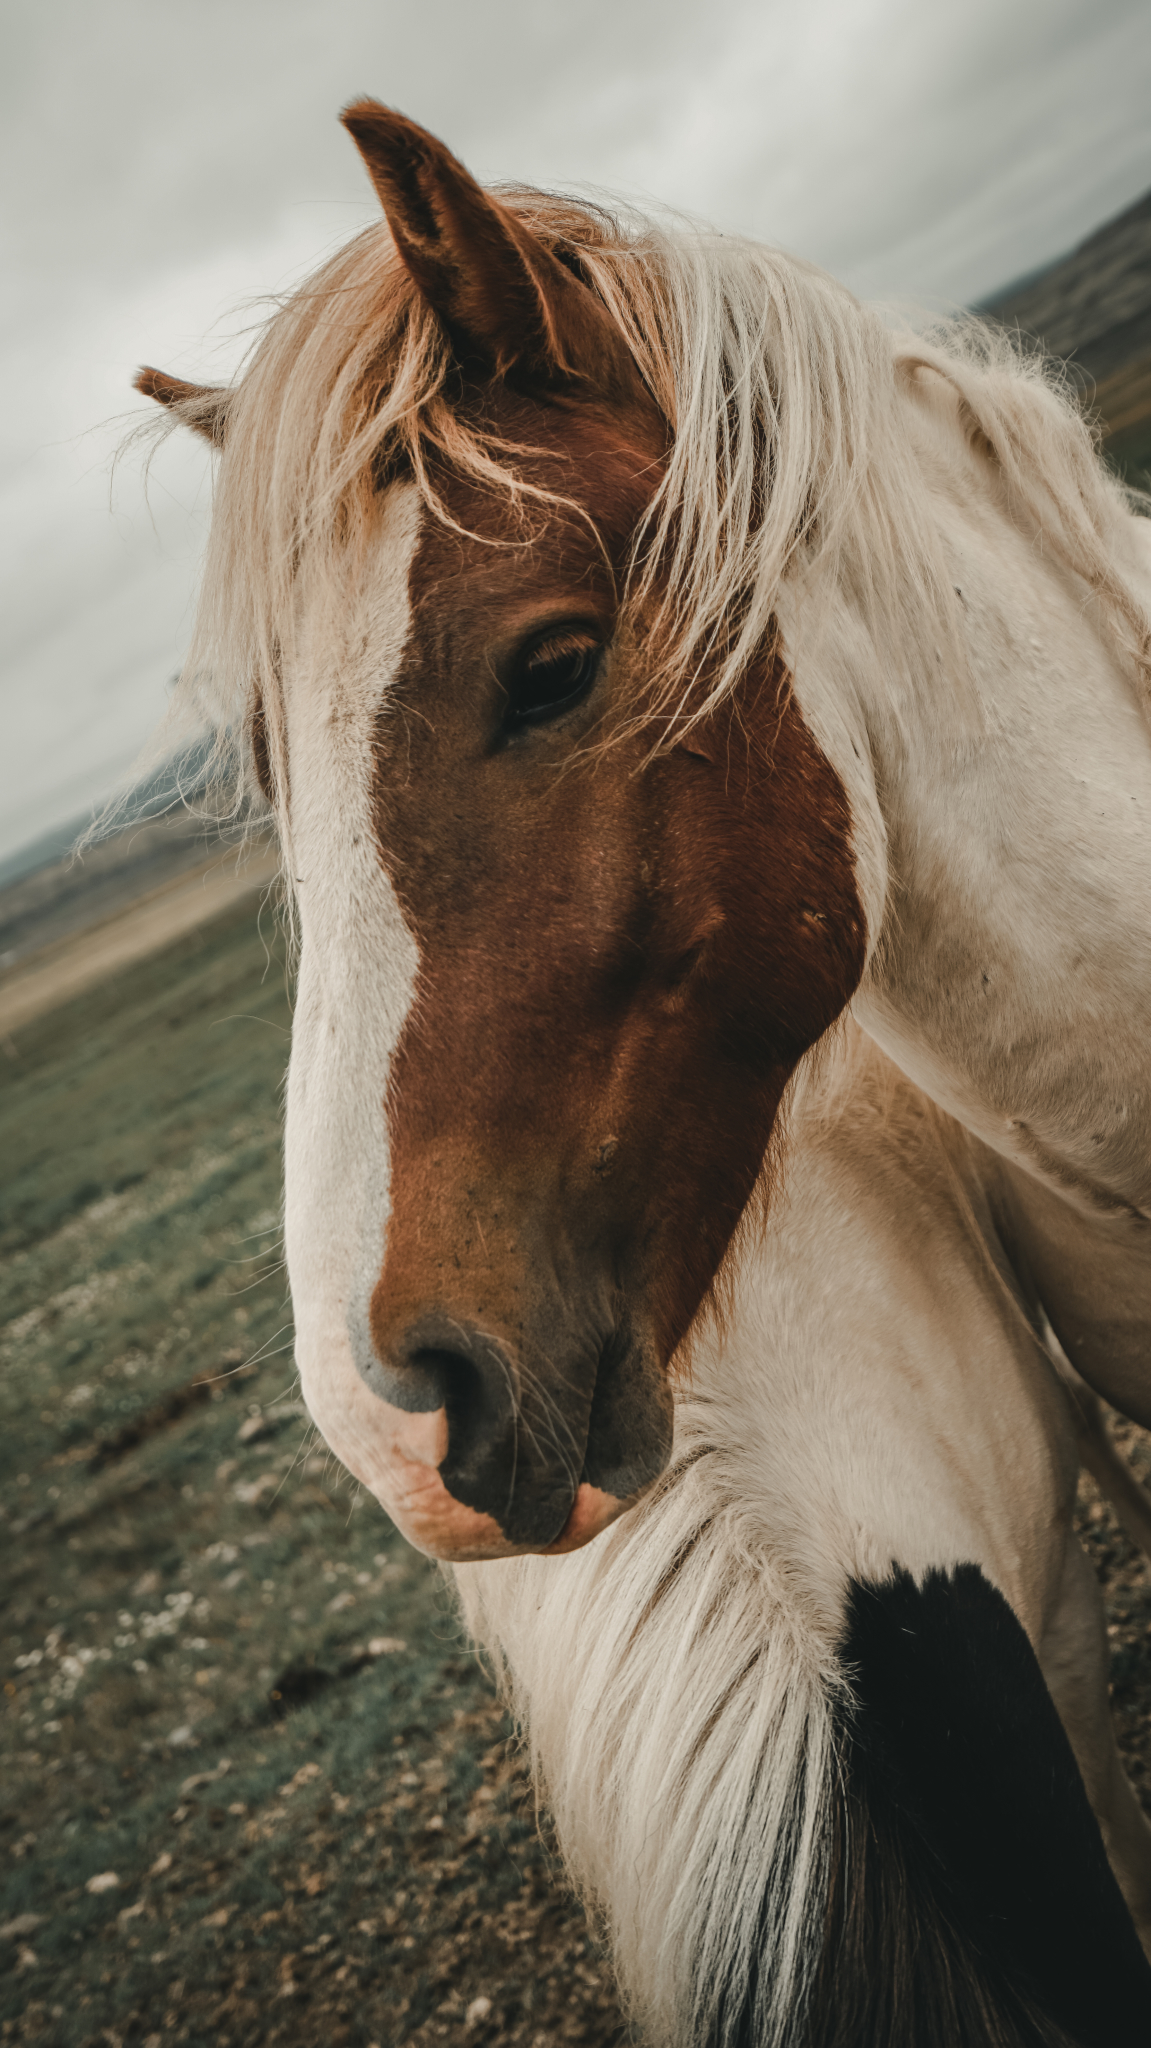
[391, 1476, 633, 1562]
[306, 1374, 654, 1560]
[372, 1437, 631, 1562]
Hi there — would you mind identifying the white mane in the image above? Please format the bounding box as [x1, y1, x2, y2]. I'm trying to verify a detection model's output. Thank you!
[159, 191, 1151, 817]
[455, 1421, 843, 2048]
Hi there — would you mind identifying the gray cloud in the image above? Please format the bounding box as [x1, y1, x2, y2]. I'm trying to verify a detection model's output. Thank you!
[4, 0, 1150, 860]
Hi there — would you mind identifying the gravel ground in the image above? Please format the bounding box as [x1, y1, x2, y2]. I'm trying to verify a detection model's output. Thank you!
[1, 897, 1147, 2048]
[1076, 1416, 1151, 1812]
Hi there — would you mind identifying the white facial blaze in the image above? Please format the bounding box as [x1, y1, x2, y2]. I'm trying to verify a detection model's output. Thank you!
[283, 485, 429, 1505]
[278, 485, 637, 1562]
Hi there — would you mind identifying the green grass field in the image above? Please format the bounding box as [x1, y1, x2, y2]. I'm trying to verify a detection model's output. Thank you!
[2, 895, 1149, 2048]
[0, 903, 622, 2048]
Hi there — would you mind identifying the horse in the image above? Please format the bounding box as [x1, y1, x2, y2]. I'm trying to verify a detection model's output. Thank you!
[132, 103, 1151, 2042]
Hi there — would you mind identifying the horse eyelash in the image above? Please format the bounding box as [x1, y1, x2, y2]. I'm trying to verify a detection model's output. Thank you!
[521, 627, 601, 671]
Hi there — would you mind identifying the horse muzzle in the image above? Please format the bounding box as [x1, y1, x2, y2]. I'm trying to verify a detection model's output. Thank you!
[347, 1307, 674, 1558]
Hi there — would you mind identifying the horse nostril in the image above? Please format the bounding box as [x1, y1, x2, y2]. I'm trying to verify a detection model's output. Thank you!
[362, 1315, 605, 1548]
[392, 1329, 519, 1473]
[405, 1345, 484, 1422]
[386, 1321, 571, 1547]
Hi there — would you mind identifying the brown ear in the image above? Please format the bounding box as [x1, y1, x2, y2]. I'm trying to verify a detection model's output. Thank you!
[340, 99, 652, 410]
[134, 366, 230, 448]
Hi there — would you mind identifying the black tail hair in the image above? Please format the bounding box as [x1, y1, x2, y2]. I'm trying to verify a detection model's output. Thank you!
[708, 1563, 1151, 2047]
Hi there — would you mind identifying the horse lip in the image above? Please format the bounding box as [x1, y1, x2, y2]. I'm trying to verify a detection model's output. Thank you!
[357, 1398, 626, 1558]
[375, 1440, 521, 1561]
[387, 1467, 628, 1562]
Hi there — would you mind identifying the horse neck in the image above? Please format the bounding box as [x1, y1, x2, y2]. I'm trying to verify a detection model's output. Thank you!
[790, 483, 1151, 1211]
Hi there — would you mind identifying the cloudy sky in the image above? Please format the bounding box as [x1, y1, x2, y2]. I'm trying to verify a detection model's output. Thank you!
[4, 0, 1151, 867]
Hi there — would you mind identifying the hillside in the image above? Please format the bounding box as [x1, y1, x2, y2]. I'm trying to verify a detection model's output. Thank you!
[980, 185, 1151, 483]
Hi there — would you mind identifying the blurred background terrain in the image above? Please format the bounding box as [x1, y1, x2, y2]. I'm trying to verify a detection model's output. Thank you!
[3, 80, 1151, 2048]
[979, 181, 1151, 484]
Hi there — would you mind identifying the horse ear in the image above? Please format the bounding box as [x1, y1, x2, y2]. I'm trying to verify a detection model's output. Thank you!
[134, 367, 230, 448]
[340, 100, 651, 408]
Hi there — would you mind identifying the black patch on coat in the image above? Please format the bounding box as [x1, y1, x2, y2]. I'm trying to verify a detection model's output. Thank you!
[707, 1563, 1151, 2047]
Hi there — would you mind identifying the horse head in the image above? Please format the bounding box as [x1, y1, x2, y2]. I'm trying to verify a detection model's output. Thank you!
[137, 105, 867, 1558]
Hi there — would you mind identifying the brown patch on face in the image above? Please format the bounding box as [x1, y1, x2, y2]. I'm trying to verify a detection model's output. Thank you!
[358, 376, 866, 1549]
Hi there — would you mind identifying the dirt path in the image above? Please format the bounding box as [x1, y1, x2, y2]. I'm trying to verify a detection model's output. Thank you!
[0, 849, 280, 1039]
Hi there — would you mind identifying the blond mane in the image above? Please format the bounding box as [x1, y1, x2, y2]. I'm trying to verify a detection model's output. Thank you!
[164, 188, 1151, 822]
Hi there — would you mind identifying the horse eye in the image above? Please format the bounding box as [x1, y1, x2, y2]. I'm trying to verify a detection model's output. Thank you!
[504, 635, 602, 729]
